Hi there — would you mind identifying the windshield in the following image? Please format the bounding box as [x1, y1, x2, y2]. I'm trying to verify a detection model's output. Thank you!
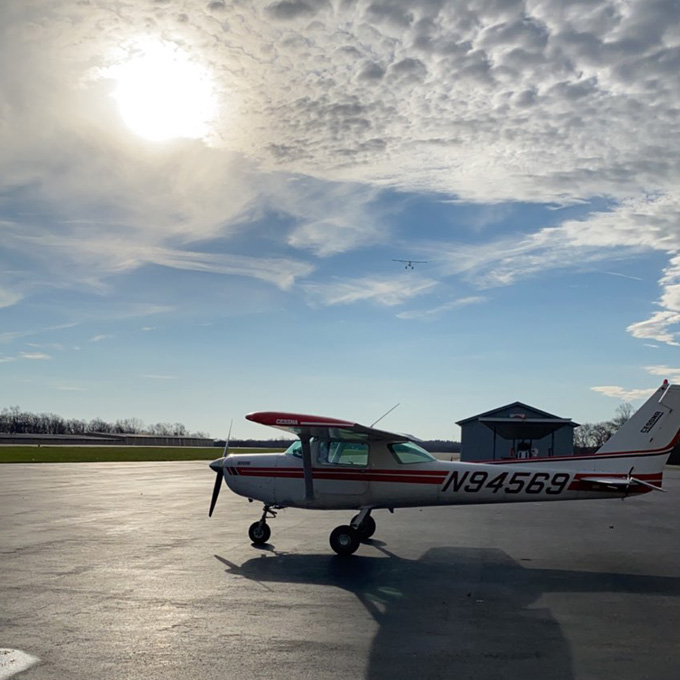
[285, 440, 303, 458]
[389, 441, 436, 464]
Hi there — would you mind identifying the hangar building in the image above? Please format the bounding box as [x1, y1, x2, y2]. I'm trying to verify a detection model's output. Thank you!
[457, 402, 578, 462]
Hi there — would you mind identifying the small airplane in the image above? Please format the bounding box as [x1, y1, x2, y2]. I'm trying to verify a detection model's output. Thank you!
[208, 381, 680, 555]
[393, 259, 428, 269]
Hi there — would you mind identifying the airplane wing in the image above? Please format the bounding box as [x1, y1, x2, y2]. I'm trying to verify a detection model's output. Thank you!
[245, 411, 411, 443]
[245, 412, 414, 502]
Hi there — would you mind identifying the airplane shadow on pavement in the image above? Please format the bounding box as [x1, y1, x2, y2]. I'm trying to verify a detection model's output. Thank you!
[215, 545, 680, 680]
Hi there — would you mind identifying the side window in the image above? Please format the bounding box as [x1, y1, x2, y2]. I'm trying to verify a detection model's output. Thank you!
[318, 441, 368, 467]
[389, 442, 436, 464]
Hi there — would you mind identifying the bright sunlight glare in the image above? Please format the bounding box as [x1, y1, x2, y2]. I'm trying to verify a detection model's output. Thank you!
[108, 40, 217, 141]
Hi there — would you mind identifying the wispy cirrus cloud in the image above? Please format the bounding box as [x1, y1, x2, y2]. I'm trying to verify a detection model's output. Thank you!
[19, 351, 52, 360]
[143, 374, 177, 380]
[89, 334, 113, 343]
[303, 275, 437, 307]
[397, 296, 487, 321]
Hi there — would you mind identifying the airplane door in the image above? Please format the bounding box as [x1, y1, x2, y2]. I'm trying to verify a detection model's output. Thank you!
[313, 440, 370, 496]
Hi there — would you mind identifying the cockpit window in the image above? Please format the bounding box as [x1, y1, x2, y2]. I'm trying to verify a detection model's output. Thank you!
[318, 440, 368, 467]
[285, 440, 303, 458]
[284, 439, 368, 466]
[389, 442, 436, 464]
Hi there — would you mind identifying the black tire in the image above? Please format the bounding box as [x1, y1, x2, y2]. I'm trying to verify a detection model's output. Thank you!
[329, 525, 360, 556]
[248, 521, 271, 545]
[351, 514, 377, 540]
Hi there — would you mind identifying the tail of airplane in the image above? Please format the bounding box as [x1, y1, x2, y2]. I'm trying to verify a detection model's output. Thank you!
[588, 381, 680, 478]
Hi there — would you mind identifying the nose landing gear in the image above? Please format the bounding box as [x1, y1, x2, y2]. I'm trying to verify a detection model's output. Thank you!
[248, 505, 279, 545]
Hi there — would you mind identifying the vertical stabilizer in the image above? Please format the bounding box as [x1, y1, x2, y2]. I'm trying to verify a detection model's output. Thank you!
[596, 382, 680, 456]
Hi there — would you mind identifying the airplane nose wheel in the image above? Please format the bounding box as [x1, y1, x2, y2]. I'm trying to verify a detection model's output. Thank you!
[330, 525, 360, 556]
[248, 521, 271, 544]
[248, 505, 277, 545]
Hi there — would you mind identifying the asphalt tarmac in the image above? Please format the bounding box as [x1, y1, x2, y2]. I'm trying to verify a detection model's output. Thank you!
[1, 462, 679, 680]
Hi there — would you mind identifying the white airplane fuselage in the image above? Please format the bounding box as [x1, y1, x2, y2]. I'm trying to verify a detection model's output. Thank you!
[220, 442, 664, 511]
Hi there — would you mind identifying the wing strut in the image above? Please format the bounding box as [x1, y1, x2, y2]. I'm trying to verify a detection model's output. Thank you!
[300, 433, 315, 500]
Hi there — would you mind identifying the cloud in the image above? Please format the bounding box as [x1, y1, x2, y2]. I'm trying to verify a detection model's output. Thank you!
[397, 296, 487, 320]
[2, 0, 680, 333]
[599, 271, 644, 282]
[0, 332, 27, 345]
[591, 385, 656, 401]
[644, 365, 680, 382]
[56, 385, 88, 391]
[0, 356, 16, 364]
[89, 334, 113, 343]
[0, 324, 80, 347]
[627, 312, 680, 347]
[303, 274, 438, 307]
[0, 287, 22, 308]
[147, 247, 314, 291]
[19, 351, 52, 360]
[4, 1, 678, 212]
[143, 374, 177, 380]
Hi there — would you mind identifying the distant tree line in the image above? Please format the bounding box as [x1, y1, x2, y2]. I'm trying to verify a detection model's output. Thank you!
[218, 438, 461, 452]
[219, 438, 294, 449]
[420, 439, 461, 453]
[573, 403, 633, 452]
[1, 405, 462, 450]
[0, 406, 209, 438]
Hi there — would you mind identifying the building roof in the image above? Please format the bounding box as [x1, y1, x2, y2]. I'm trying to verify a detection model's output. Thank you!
[457, 401, 579, 440]
[457, 401, 569, 425]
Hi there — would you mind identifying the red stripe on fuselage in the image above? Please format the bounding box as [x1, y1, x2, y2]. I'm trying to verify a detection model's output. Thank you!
[230, 466, 447, 485]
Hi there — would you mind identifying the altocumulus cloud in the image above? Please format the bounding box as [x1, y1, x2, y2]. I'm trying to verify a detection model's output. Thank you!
[1, 0, 680, 341]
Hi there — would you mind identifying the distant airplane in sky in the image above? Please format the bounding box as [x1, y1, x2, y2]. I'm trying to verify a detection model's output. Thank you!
[393, 259, 428, 269]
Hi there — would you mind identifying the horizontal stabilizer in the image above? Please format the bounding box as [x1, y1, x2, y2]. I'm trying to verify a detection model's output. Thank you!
[578, 476, 665, 492]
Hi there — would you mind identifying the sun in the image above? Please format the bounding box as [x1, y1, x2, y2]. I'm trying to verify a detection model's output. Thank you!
[108, 39, 217, 141]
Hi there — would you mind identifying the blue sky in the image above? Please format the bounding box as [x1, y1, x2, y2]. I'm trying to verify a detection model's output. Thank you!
[2, 0, 680, 439]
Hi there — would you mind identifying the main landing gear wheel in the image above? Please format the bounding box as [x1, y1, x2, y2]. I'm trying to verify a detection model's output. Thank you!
[351, 513, 376, 540]
[329, 525, 360, 556]
[248, 521, 271, 545]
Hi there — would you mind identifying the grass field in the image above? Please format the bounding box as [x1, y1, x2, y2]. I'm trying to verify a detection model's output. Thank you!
[0, 446, 284, 464]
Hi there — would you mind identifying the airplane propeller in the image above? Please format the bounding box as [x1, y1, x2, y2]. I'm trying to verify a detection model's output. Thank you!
[208, 420, 232, 517]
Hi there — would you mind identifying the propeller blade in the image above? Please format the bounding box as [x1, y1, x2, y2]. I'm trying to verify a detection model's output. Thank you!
[208, 468, 222, 517]
[223, 420, 233, 459]
[209, 420, 233, 517]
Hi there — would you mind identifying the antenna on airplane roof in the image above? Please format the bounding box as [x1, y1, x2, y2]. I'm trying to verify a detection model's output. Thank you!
[371, 403, 400, 428]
